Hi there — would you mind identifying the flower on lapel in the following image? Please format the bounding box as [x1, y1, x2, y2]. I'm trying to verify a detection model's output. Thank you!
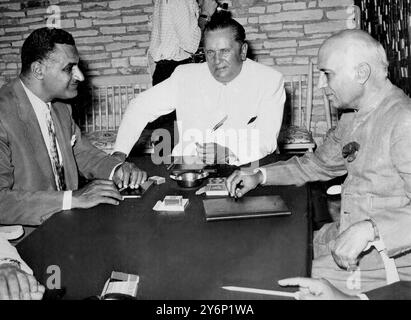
[342, 141, 360, 163]
[71, 135, 77, 147]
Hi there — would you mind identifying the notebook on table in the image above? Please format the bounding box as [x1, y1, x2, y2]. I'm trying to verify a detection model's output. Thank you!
[203, 195, 291, 222]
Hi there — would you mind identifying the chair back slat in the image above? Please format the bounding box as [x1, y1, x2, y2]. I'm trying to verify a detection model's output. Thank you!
[79, 74, 152, 133]
[276, 62, 313, 131]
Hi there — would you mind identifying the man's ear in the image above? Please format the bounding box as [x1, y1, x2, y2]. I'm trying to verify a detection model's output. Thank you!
[31, 61, 45, 80]
[356, 62, 371, 85]
[240, 42, 248, 61]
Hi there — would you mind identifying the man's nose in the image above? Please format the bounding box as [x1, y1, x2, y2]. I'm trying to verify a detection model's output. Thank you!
[73, 66, 84, 82]
[317, 71, 327, 89]
[214, 51, 223, 64]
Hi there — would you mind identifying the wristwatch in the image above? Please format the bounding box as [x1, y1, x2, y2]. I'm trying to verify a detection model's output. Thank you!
[0, 258, 22, 268]
[199, 14, 211, 22]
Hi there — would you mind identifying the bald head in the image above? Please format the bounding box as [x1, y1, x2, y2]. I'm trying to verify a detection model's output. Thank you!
[317, 30, 390, 110]
[320, 29, 388, 79]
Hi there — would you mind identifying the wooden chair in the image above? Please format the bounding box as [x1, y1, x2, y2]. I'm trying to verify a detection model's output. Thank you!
[78, 74, 153, 154]
[275, 62, 316, 153]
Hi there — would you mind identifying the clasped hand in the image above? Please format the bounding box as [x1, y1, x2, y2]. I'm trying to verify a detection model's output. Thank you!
[72, 162, 147, 209]
[331, 220, 376, 270]
[195, 142, 235, 165]
[0, 264, 45, 300]
[225, 169, 263, 198]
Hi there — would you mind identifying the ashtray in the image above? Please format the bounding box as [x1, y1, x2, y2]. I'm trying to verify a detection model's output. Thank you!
[170, 171, 209, 188]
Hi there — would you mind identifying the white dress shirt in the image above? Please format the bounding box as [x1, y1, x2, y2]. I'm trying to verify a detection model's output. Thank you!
[114, 59, 285, 165]
[20, 81, 72, 210]
[149, 0, 201, 62]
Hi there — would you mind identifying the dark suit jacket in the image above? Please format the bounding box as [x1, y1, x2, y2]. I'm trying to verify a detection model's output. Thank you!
[0, 79, 121, 225]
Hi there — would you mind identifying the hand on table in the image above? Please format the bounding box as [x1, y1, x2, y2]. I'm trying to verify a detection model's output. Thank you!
[278, 277, 358, 300]
[331, 220, 376, 270]
[225, 169, 263, 198]
[72, 180, 122, 209]
[113, 162, 147, 189]
[195, 142, 236, 165]
[0, 264, 45, 300]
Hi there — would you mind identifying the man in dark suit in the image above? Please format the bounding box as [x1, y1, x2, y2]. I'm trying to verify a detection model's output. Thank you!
[0, 27, 147, 226]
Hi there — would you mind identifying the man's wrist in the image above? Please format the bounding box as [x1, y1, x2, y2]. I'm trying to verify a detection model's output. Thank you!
[199, 13, 211, 22]
[111, 151, 127, 162]
[253, 168, 267, 184]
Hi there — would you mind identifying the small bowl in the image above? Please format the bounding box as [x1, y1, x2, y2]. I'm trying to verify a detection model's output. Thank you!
[170, 171, 209, 188]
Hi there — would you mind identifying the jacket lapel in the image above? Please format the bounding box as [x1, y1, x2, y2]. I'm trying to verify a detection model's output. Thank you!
[12, 79, 57, 188]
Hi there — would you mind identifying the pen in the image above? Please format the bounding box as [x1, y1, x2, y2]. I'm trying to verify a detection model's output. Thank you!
[212, 115, 228, 132]
[247, 116, 257, 125]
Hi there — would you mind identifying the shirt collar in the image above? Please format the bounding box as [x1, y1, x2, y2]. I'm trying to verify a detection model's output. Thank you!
[357, 80, 393, 117]
[209, 58, 249, 90]
[20, 79, 49, 111]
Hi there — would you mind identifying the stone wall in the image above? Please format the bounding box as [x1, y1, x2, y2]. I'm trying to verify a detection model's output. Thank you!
[0, 0, 356, 141]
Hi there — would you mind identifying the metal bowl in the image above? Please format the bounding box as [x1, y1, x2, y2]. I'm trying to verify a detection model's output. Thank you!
[170, 171, 209, 188]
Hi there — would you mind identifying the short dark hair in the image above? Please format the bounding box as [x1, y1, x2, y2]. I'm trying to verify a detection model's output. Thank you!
[204, 12, 246, 44]
[21, 27, 75, 75]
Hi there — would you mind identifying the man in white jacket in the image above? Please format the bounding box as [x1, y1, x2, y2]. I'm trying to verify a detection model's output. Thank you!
[115, 14, 285, 166]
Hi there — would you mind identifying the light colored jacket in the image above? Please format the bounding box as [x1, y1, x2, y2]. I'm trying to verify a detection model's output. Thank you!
[0, 79, 121, 225]
[263, 81, 411, 264]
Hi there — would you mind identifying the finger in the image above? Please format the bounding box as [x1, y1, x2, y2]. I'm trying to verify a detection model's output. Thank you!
[347, 260, 358, 272]
[0, 276, 10, 300]
[95, 195, 121, 206]
[37, 284, 46, 294]
[30, 291, 44, 300]
[100, 190, 123, 201]
[229, 175, 243, 197]
[278, 277, 324, 296]
[140, 170, 147, 184]
[93, 179, 117, 185]
[195, 143, 204, 153]
[278, 277, 316, 288]
[226, 171, 240, 194]
[6, 273, 21, 300]
[27, 274, 38, 293]
[121, 165, 131, 189]
[235, 181, 253, 198]
[204, 153, 216, 165]
[128, 168, 139, 189]
[331, 248, 345, 269]
[16, 272, 31, 300]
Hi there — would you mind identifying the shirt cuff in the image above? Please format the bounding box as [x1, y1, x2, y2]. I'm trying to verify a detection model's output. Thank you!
[253, 168, 267, 184]
[62, 191, 72, 210]
[109, 163, 123, 180]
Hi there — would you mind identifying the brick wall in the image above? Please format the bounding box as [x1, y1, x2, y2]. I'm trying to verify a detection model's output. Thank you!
[0, 0, 355, 141]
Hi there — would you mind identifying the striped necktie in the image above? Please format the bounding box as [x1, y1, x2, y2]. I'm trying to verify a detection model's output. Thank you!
[45, 103, 66, 191]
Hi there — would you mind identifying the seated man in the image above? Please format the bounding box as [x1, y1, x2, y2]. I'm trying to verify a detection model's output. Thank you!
[0, 27, 147, 226]
[227, 29, 411, 294]
[0, 236, 45, 300]
[114, 14, 285, 166]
